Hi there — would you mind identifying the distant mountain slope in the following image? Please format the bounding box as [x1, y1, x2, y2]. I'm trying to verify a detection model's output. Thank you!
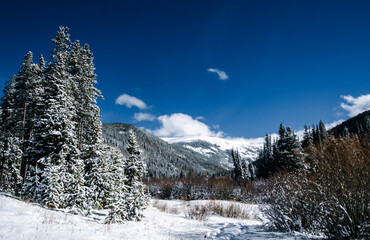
[102, 123, 228, 178]
[165, 136, 262, 169]
[329, 110, 370, 137]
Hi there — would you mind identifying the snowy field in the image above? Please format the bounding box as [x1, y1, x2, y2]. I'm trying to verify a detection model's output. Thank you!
[0, 193, 318, 240]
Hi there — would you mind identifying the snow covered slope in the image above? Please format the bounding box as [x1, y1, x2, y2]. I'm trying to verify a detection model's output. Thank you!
[102, 123, 262, 177]
[0, 193, 318, 240]
[103, 123, 227, 178]
[164, 136, 263, 169]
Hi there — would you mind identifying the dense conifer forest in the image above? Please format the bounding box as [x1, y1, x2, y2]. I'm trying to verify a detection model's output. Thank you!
[0, 27, 148, 223]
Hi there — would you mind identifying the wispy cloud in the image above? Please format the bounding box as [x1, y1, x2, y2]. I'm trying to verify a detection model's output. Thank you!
[134, 112, 155, 122]
[326, 119, 345, 130]
[207, 68, 229, 80]
[153, 113, 223, 138]
[115, 94, 148, 109]
[340, 94, 370, 117]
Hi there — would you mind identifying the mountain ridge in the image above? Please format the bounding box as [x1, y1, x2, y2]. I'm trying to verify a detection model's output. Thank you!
[102, 123, 262, 178]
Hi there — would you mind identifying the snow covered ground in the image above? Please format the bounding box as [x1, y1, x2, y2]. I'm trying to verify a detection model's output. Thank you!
[0, 193, 318, 240]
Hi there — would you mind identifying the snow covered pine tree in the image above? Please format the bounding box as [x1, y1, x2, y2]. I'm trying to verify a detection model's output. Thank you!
[123, 131, 149, 221]
[0, 27, 149, 222]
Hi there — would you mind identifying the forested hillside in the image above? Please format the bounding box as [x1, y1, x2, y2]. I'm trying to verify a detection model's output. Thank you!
[102, 123, 227, 178]
[329, 110, 370, 137]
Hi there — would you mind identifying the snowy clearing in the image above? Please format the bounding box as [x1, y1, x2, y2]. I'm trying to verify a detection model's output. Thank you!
[0, 194, 318, 240]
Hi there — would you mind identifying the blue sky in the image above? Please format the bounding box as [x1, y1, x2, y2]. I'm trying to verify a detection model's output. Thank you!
[1, 0, 370, 138]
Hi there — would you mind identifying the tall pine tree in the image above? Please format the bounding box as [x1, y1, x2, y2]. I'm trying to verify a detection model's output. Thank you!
[0, 76, 23, 193]
[124, 131, 148, 221]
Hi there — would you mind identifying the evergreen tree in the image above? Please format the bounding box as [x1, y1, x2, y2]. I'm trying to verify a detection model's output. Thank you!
[318, 120, 327, 142]
[0, 76, 23, 193]
[84, 144, 110, 210]
[302, 124, 313, 148]
[241, 159, 249, 179]
[0, 136, 22, 193]
[124, 131, 148, 221]
[263, 134, 274, 160]
[315, 125, 321, 144]
[14, 52, 44, 180]
[248, 163, 256, 180]
[257, 133, 275, 178]
[70, 41, 103, 152]
[30, 27, 79, 207]
[105, 146, 128, 223]
[70, 40, 105, 212]
[273, 124, 303, 171]
[39, 157, 64, 208]
[0, 27, 148, 222]
[232, 148, 243, 181]
[64, 155, 87, 214]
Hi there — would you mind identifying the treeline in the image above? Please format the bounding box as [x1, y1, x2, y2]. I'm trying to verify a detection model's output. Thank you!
[231, 122, 306, 181]
[146, 175, 237, 201]
[0, 27, 148, 223]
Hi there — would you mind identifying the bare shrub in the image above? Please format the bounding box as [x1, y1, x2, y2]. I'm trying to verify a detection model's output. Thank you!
[167, 206, 180, 215]
[207, 201, 250, 219]
[260, 135, 370, 239]
[152, 200, 168, 212]
[152, 200, 180, 215]
[186, 204, 211, 221]
[42, 211, 55, 224]
[207, 177, 236, 200]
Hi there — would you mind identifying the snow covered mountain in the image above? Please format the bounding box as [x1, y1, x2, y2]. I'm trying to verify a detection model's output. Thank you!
[164, 136, 263, 170]
[102, 123, 262, 178]
[102, 123, 228, 178]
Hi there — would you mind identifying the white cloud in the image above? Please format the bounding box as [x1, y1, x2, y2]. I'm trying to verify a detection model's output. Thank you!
[207, 68, 229, 80]
[134, 113, 155, 122]
[340, 94, 370, 117]
[153, 113, 223, 138]
[326, 119, 345, 130]
[115, 94, 148, 109]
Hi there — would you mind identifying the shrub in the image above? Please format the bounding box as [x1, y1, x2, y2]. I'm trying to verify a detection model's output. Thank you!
[186, 204, 211, 221]
[152, 199, 180, 215]
[260, 136, 370, 238]
[207, 201, 250, 219]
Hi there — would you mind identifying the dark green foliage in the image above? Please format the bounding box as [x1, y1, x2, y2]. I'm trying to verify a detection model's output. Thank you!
[232, 149, 243, 181]
[329, 110, 370, 137]
[231, 148, 253, 182]
[273, 125, 303, 171]
[253, 124, 303, 179]
[318, 120, 327, 141]
[302, 125, 313, 148]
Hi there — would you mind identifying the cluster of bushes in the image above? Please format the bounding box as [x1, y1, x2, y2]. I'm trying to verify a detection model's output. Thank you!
[259, 135, 369, 239]
[152, 199, 251, 221]
[145, 175, 241, 201]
